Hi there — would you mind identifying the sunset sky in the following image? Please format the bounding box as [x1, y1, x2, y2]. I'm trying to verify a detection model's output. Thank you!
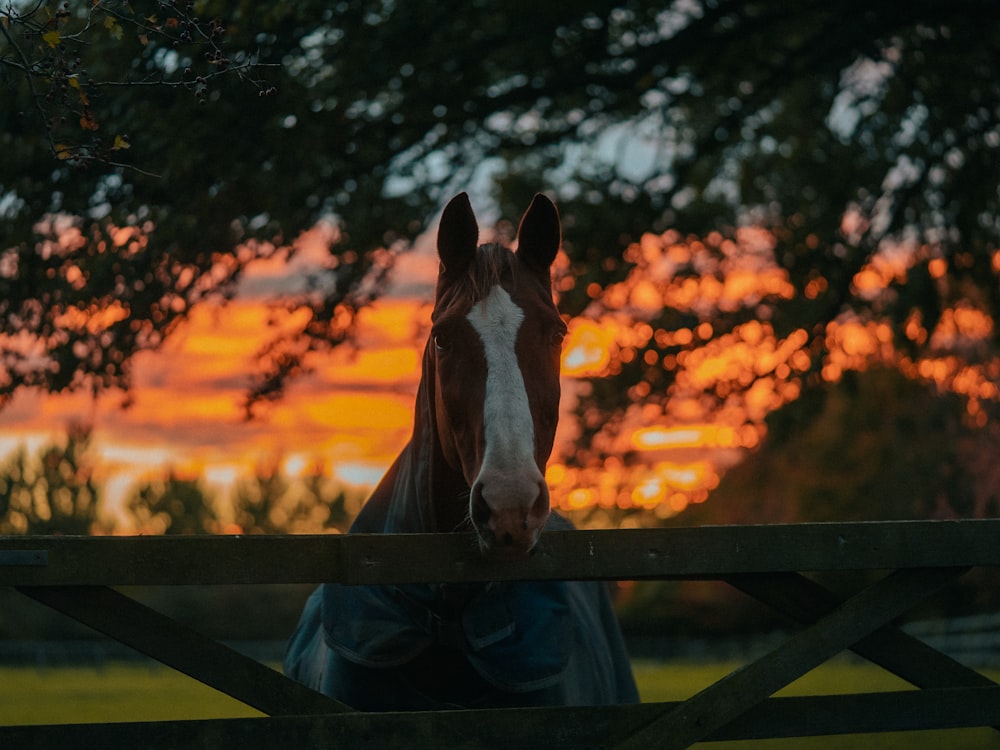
[0, 217, 744, 527]
[0, 228, 437, 522]
[1, 217, 995, 530]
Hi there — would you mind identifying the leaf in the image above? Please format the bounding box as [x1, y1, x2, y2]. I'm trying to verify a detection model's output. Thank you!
[112, 134, 131, 151]
[42, 30, 62, 48]
[54, 144, 73, 160]
[68, 77, 81, 90]
[80, 111, 100, 131]
[104, 16, 124, 41]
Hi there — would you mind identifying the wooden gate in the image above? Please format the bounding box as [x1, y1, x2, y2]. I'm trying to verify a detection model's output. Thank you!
[1, 519, 999, 748]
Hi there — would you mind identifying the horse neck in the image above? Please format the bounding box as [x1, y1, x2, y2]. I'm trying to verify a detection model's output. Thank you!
[362, 347, 469, 535]
[416, 376, 472, 535]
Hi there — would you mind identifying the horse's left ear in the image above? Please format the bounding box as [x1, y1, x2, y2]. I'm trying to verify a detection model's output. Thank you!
[515, 193, 561, 275]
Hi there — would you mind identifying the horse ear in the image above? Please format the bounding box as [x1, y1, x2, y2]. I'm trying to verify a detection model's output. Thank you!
[515, 193, 561, 275]
[437, 193, 479, 278]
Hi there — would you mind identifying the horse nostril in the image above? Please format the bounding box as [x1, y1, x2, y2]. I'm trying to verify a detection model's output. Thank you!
[501, 532, 514, 546]
[470, 482, 490, 530]
[528, 480, 551, 527]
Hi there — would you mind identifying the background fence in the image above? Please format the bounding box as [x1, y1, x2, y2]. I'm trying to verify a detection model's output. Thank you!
[1, 519, 999, 748]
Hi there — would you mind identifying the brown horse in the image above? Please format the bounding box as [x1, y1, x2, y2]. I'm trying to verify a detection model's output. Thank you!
[284, 193, 638, 709]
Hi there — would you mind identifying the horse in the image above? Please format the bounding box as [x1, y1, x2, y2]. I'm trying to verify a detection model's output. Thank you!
[284, 193, 638, 710]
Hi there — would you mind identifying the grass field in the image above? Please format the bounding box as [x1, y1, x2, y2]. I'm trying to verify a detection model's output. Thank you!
[1, 657, 998, 749]
[632, 658, 1000, 749]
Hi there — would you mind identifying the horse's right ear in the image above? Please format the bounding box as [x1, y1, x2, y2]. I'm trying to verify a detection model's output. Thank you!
[437, 193, 479, 279]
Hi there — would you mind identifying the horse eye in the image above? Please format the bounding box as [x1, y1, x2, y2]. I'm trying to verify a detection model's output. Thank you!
[434, 334, 450, 352]
[551, 330, 566, 347]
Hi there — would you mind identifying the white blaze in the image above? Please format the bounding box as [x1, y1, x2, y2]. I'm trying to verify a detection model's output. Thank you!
[466, 286, 542, 506]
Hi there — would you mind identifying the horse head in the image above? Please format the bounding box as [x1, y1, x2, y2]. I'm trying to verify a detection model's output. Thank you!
[430, 192, 566, 559]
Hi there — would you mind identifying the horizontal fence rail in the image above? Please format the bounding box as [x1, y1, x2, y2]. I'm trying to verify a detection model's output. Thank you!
[3, 688, 1000, 750]
[1, 519, 999, 586]
[1, 519, 999, 749]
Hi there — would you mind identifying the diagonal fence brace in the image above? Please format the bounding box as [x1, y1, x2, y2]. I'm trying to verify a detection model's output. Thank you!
[17, 585, 351, 717]
[724, 572, 999, 691]
[615, 566, 969, 750]
[726, 571, 1000, 735]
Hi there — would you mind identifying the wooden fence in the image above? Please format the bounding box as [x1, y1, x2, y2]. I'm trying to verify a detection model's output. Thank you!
[1, 519, 999, 748]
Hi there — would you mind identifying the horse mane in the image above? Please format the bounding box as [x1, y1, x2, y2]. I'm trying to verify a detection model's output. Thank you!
[465, 243, 516, 303]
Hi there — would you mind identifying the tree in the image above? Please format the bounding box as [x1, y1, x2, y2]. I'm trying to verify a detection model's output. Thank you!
[3, 2, 997, 446]
[231, 456, 355, 534]
[1, 2, 395, 410]
[672, 366, 995, 526]
[0, 423, 103, 534]
[125, 470, 219, 534]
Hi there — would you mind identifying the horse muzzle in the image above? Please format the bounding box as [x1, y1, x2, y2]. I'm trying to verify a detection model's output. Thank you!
[470, 476, 550, 560]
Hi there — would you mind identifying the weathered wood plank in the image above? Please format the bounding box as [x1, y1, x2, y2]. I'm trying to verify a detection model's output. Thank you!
[17, 586, 351, 716]
[2, 523, 996, 746]
[727, 572, 1000, 735]
[615, 567, 968, 750]
[1, 520, 998, 586]
[3, 688, 999, 749]
[726, 572, 999, 691]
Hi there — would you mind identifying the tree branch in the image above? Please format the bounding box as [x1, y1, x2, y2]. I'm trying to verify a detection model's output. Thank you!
[0, 13, 59, 157]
